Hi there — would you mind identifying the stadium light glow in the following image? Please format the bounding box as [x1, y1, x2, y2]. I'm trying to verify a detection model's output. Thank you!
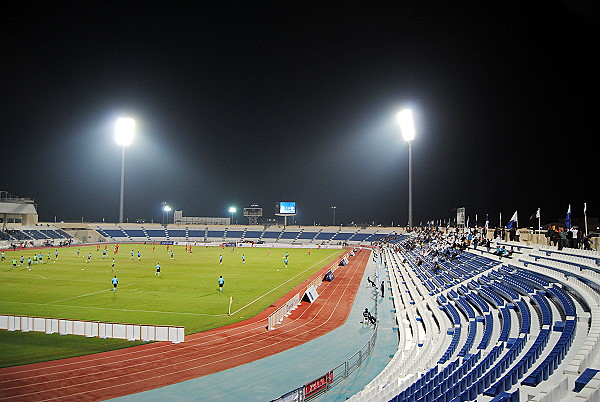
[115, 117, 135, 146]
[397, 108, 416, 228]
[115, 117, 135, 223]
[229, 207, 236, 225]
[162, 203, 172, 225]
[397, 109, 415, 142]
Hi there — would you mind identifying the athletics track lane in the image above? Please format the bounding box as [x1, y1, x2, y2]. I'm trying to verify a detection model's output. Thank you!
[0, 248, 370, 401]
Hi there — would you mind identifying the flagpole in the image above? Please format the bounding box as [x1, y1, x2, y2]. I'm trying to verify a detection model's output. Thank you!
[584, 203, 588, 236]
[228, 296, 233, 316]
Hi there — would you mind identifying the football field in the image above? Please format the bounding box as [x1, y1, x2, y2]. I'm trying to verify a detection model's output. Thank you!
[1, 244, 344, 334]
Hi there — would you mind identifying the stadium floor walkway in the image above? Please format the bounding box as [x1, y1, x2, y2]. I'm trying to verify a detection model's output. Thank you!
[115, 253, 398, 402]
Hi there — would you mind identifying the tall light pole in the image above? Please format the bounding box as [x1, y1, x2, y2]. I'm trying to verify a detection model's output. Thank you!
[229, 207, 236, 225]
[398, 109, 415, 228]
[114, 117, 135, 224]
[331, 206, 337, 226]
[162, 203, 171, 225]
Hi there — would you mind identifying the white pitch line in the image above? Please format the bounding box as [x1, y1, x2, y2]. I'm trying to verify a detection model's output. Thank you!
[46, 284, 137, 304]
[0, 300, 228, 317]
[229, 251, 338, 315]
[0, 274, 107, 283]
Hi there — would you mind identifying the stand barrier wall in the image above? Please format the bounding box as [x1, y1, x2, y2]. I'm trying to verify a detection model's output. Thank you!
[0, 314, 185, 343]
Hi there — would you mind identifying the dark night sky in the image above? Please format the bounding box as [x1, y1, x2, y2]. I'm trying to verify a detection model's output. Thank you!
[2, 2, 597, 227]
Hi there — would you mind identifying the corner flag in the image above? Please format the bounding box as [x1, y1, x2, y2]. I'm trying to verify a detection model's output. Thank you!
[506, 211, 518, 229]
[228, 296, 233, 316]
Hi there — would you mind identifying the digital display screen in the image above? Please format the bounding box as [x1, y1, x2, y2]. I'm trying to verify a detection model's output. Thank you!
[279, 201, 296, 215]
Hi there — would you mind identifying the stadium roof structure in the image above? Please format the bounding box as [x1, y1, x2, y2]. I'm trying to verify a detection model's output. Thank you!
[0, 191, 37, 215]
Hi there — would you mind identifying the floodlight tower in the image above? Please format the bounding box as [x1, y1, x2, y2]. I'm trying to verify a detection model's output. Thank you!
[162, 203, 172, 225]
[397, 109, 416, 228]
[115, 117, 135, 224]
[229, 207, 237, 225]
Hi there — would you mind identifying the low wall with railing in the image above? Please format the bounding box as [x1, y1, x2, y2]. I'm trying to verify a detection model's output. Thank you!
[0, 314, 185, 343]
[271, 291, 379, 401]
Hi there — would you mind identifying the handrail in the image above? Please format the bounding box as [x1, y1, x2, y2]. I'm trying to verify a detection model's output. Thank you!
[271, 283, 380, 401]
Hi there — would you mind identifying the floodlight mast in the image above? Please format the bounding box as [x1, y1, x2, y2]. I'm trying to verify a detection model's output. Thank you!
[115, 118, 135, 224]
[162, 202, 171, 225]
[229, 207, 236, 225]
[397, 109, 415, 228]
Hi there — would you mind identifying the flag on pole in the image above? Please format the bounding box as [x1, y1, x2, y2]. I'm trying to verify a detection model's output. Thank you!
[530, 208, 540, 220]
[228, 296, 233, 316]
[466, 216, 469, 228]
[506, 210, 518, 229]
[584, 203, 588, 235]
[485, 214, 489, 230]
[565, 205, 571, 229]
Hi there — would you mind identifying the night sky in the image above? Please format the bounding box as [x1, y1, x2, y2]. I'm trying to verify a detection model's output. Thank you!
[3, 2, 597, 227]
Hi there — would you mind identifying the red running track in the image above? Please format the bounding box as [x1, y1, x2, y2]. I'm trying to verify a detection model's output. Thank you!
[0, 248, 370, 401]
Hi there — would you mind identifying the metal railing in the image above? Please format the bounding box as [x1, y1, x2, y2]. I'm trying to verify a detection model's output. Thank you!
[271, 287, 380, 402]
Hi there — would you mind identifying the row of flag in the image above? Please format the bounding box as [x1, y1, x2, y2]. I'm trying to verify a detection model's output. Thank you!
[429, 203, 589, 234]
[503, 203, 589, 231]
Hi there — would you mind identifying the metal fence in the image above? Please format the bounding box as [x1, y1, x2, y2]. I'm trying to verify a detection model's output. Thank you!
[271, 287, 380, 402]
[321, 326, 378, 395]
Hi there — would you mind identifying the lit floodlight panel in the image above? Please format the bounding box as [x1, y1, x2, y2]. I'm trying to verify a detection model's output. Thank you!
[397, 109, 416, 142]
[115, 117, 135, 146]
[279, 201, 296, 215]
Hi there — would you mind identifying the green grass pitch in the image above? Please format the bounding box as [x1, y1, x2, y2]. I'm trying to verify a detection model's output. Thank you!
[0, 244, 344, 367]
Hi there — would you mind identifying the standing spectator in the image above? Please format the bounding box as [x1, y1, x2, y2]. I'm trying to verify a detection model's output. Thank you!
[582, 235, 593, 250]
[550, 226, 560, 247]
[571, 227, 579, 248]
[566, 228, 573, 248]
[558, 228, 567, 250]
